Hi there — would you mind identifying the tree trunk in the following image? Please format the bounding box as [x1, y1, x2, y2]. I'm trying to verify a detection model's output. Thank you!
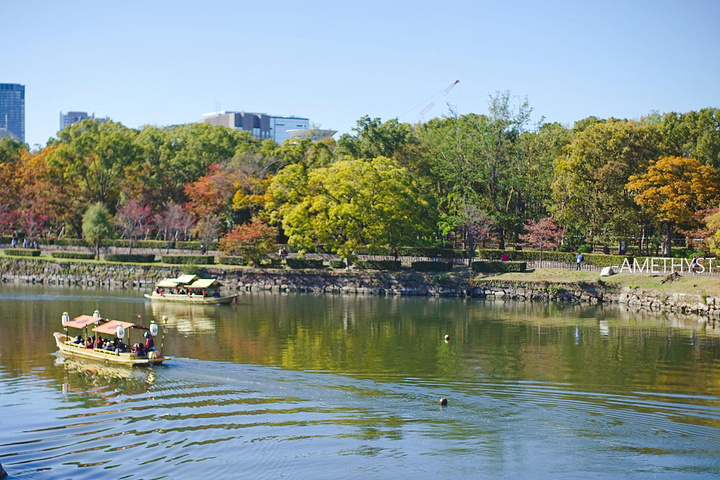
[663, 222, 673, 257]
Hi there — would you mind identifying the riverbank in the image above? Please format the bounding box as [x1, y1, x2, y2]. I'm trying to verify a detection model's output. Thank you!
[2, 256, 720, 320]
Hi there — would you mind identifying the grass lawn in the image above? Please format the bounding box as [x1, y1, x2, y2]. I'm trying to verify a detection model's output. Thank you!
[471, 267, 720, 298]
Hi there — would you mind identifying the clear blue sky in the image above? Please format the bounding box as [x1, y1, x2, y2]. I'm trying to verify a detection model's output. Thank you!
[4, 0, 720, 148]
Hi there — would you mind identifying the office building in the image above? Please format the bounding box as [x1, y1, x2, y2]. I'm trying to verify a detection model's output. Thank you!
[59, 111, 110, 132]
[0, 83, 25, 142]
[202, 111, 322, 144]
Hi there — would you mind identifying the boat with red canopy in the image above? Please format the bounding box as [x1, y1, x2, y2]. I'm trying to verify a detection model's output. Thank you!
[53, 311, 170, 366]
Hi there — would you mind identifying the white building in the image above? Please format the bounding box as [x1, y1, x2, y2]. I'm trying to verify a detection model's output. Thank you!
[202, 111, 329, 144]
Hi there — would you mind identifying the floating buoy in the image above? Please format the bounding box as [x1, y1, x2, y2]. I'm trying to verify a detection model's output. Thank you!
[440, 397, 448, 406]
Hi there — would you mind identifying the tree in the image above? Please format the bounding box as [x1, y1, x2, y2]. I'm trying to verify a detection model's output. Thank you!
[335, 115, 417, 162]
[82, 202, 113, 259]
[154, 202, 195, 244]
[420, 92, 539, 250]
[115, 199, 152, 252]
[268, 157, 437, 260]
[627, 156, 720, 256]
[519, 217, 564, 261]
[218, 220, 278, 265]
[551, 119, 662, 246]
[51, 120, 140, 208]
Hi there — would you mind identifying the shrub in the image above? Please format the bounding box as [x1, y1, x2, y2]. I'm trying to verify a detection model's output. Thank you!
[471, 261, 527, 273]
[286, 258, 326, 269]
[354, 260, 401, 271]
[411, 261, 454, 272]
[4, 248, 41, 257]
[219, 256, 246, 266]
[329, 259, 346, 269]
[258, 258, 282, 268]
[104, 253, 156, 263]
[577, 244, 593, 254]
[51, 251, 96, 260]
[162, 254, 215, 265]
[397, 247, 466, 258]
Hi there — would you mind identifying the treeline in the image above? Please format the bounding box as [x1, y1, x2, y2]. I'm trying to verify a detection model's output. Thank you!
[2, 92, 720, 261]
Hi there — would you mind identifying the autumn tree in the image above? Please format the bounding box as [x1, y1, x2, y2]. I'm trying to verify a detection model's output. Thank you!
[154, 202, 195, 244]
[115, 199, 152, 252]
[519, 217, 564, 261]
[627, 156, 720, 256]
[218, 220, 278, 265]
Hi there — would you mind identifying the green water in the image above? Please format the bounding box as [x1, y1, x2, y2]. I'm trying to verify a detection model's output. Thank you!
[1, 284, 719, 479]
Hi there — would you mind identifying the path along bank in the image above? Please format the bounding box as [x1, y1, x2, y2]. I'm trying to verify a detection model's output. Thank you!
[2, 257, 720, 322]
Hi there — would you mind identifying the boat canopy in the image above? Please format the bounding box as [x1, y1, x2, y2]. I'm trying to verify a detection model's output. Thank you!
[176, 274, 199, 284]
[156, 278, 181, 288]
[93, 320, 146, 335]
[65, 315, 104, 329]
[187, 278, 221, 289]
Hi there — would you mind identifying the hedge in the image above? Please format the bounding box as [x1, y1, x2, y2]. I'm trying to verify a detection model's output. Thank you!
[472, 261, 527, 273]
[286, 258, 326, 269]
[354, 260, 401, 271]
[219, 256, 246, 266]
[162, 254, 215, 265]
[4, 248, 41, 257]
[329, 259, 346, 269]
[104, 253, 156, 263]
[399, 247, 466, 258]
[411, 261, 454, 272]
[51, 251, 96, 260]
[474, 248, 629, 267]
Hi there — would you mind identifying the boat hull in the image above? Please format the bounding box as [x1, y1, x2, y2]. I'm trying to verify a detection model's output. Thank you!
[144, 293, 237, 305]
[54, 332, 169, 366]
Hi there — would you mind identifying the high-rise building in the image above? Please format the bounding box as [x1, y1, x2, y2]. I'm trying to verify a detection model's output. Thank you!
[59, 111, 110, 132]
[201, 111, 320, 144]
[0, 83, 25, 142]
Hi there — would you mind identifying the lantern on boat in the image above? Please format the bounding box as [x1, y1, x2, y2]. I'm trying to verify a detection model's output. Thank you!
[61, 312, 70, 325]
[116, 325, 126, 339]
[93, 310, 101, 318]
[149, 321, 159, 337]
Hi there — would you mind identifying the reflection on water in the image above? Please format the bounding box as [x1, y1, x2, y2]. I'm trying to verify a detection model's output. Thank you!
[149, 301, 218, 335]
[0, 284, 719, 479]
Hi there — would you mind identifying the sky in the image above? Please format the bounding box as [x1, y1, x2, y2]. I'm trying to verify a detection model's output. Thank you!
[3, 0, 720, 148]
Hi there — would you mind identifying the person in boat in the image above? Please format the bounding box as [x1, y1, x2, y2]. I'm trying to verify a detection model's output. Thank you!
[86, 336, 94, 349]
[74, 335, 83, 344]
[144, 332, 155, 351]
[133, 343, 146, 356]
[96, 336, 104, 349]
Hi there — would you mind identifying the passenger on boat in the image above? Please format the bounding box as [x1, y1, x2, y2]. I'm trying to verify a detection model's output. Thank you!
[86, 336, 94, 349]
[133, 343, 146, 356]
[74, 335, 83, 344]
[144, 332, 155, 351]
[96, 336, 104, 349]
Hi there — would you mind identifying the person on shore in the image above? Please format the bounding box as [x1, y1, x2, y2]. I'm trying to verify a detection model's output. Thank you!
[576, 252, 583, 270]
[11, 237, 17, 248]
[690, 257, 698, 274]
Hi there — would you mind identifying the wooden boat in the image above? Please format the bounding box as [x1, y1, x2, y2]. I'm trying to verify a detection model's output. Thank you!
[54, 312, 170, 366]
[144, 274, 238, 305]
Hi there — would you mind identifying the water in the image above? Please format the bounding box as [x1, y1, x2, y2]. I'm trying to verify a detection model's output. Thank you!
[1, 284, 719, 479]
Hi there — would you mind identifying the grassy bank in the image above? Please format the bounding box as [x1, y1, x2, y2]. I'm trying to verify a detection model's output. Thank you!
[471, 268, 720, 298]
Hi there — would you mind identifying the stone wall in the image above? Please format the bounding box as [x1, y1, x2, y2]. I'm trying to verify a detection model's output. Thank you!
[3, 258, 720, 319]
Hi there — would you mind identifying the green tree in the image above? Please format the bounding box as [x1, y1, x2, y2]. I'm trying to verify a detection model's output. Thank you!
[268, 157, 436, 260]
[551, 119, 661, 246]
[82, 202, 114, 259]
[335, 115, 417, 162]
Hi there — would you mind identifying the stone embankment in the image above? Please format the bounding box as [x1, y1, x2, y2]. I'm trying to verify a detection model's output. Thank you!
[3, 258, 720, 319]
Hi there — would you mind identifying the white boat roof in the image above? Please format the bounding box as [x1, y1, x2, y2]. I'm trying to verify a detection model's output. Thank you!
[175, 274, 199, 284]
[156, 278, 180, 288]
[188, 278, 221, 288]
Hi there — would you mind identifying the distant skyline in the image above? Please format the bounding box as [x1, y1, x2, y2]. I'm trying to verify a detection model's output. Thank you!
[3, 0, 720, 148]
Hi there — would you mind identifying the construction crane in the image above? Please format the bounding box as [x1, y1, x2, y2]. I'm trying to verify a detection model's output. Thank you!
[403, 80, 459, 123]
